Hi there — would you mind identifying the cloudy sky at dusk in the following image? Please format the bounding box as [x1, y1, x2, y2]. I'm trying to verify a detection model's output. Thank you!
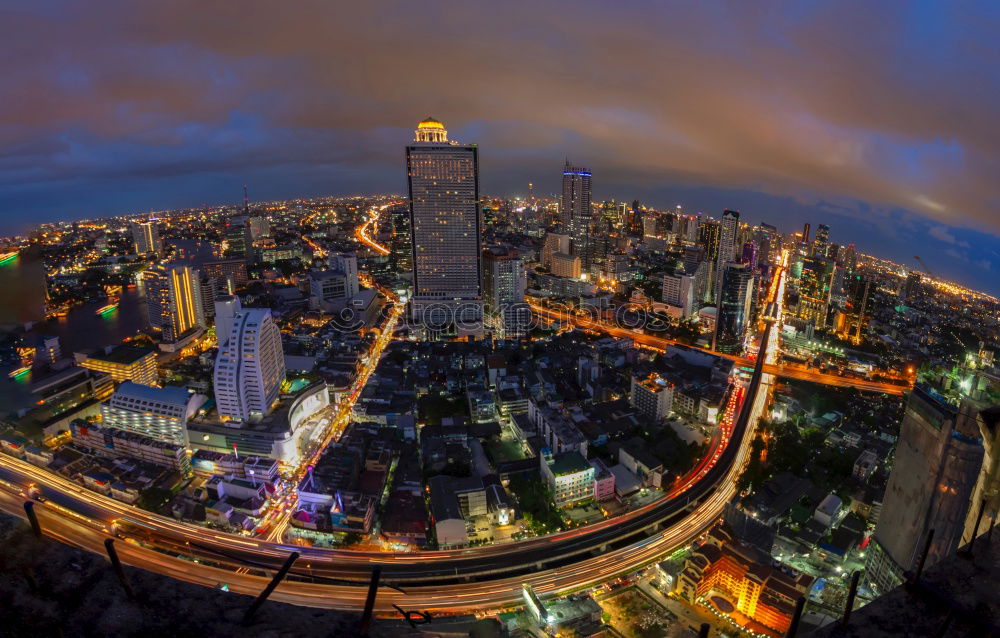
[2, 1, 999, 292]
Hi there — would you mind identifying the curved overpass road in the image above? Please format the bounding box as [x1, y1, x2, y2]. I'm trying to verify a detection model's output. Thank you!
[0, 266, 789, 613]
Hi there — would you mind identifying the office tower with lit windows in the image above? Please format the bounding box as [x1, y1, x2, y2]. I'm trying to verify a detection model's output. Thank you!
[866, 383, 988, 594]
[756, 223, 778, 266]
[842, 274, 872, 341]
[698, 219, 721, 264]
[662, 271, 697, 318]
[902, 271, 922, 301]
[713, 261, 755, 354]
[247, 215, 270, 241]
[482, 246, 529, 339]
[390, 204, 413, 273]
[812, 223, 830, 257]
[202, 259, 248, 294]
[713, 210, 740, 302]
[77, 344, 158, 386]
[132, 219, 163, 257]
[741, 241, 758, 270]
[542, 233, 571, 269]
[143, 264, 205, 343]
[797, 256, 835, 329]
[406, 117, 483, 337]
[213, 308, 285, 421]
[101, 382, 205, 446]
[560, 161, 591, 230]
[627, 200, 644, 236]
[224, 215, 249, 260]
[843, 243, 858, 274]
[561, 161, 593, 270]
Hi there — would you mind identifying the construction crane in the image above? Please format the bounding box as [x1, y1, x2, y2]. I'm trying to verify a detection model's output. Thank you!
[913, 255, 935, 279]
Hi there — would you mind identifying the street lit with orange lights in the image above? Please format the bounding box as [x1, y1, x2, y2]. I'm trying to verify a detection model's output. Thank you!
[0, 252, 787, 615]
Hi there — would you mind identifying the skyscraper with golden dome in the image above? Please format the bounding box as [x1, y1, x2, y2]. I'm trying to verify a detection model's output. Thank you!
[406, 117, 483, 338]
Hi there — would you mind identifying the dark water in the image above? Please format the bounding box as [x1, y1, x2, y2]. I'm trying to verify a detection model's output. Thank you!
[0, 254, 149, 352]
[0, 239, 218, 413]
[0, 253, 149, 413]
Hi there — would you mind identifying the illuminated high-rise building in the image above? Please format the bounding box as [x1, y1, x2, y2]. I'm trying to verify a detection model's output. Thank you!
[389, 204, 413, 273]
[561, 161, 593, 270]
[698, 219, 721, 263]
[132, 219, 163, 257]
[713, 261, 754, 354]
[741, 241, 758, 270]
[224, 215, 249, 261]
[902, 271, 922, 301]
[627, 200, 643, 236]
[560, 161, 591, 230]
[143, 265, 205, 343]
[406, 117, 483, 337]
[713, 210, 740, 303]
[213, 308, 285, 422]
[482, 246, 529, 339]
[755, 223, 778, 266]
[798, 256, 835, 328]
[813, 223, 831, 257]
[843, 274, 872, 341]
[101, 382, 205, 446]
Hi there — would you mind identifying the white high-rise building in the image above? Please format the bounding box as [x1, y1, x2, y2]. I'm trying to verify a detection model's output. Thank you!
[662, 272, 696, 318]
[327, 253, 360, 297]
[308, 253, 360, 312]
[101, 382, 206, 446]
[214, 295, 242, 347]
[407, 117, 483, 337]
[214, 308, 285, 422]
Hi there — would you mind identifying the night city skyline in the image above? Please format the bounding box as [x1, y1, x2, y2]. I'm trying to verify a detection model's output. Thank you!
[1, 4, 999, 637]
[3, 2, 1000, 295]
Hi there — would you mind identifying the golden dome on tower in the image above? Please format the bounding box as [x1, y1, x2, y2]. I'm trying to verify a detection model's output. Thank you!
[417, 117, 445, 130]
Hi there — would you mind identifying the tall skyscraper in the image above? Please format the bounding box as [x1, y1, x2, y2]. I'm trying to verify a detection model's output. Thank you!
[866, 383, 988, 594]
[627, 200, 643, 236]
[561, 161, 593, 271]
[482, 246, 529, 339]
[698, 219, 721, 263]
[713, 261, 755, 354]
[560, 161, 592, 229]
[902, 271, 922, 301]
[798, 256, 835, 329]
[755, 223, 778, 266]
[843, 274, 872, 342]
[132, 219, 163, 257]
[143, 265, 205, 343]
[406, 117, 483, 337]
[224, 215, 249, 261]
[741, 241, 758, 271]
[713, 210, 740, 303]
[390, 204, 413, 273]
[214, 308, 285, 422]
[813, 223, 831, 257]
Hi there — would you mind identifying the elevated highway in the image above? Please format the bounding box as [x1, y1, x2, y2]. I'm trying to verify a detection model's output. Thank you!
[0, 263, 788, 612]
